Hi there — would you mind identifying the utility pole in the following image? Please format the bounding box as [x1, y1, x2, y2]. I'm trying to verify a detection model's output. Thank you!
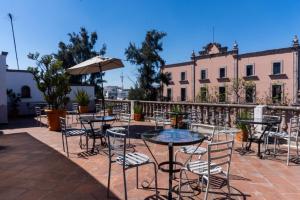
[8, 13, 20, 70]
[120, 72, 124, 89]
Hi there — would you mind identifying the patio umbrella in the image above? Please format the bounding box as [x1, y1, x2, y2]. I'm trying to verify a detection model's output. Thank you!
[67, 56, 124, 116]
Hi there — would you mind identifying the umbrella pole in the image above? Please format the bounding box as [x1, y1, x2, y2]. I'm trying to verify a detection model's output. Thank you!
[99, 63, 105, 116]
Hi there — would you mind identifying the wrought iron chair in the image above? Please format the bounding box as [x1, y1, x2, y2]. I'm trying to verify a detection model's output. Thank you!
[109, 113, 132, 146]
[178, 140, 234, 200]
[106, 129, 158, 200]
[59, 117, 86, 157]
[66, 103, 79, 124]
[154, 111, 171, 130]
[173, 124, 216, 178]
[35, 106, 47, 127]
[266, 116, 299, 165]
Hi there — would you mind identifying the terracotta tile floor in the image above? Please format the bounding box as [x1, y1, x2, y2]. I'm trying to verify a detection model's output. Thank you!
[1, 117, 300, 200]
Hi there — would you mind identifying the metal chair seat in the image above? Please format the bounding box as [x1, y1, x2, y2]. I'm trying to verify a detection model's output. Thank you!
[270, 131, 289, 138]
[180, 145, 207, 155]
[65, 129, 85, 137]
[185, 160, 222, 175]
[110, 126, 126, 132]
[116, 152, 150, 167]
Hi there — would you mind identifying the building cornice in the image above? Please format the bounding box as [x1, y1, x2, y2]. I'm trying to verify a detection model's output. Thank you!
[163, 61, 193, 69]
[239, 47, 298, 58]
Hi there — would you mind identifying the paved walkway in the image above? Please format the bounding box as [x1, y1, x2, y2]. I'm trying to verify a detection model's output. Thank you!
[1, 117, 300, 199]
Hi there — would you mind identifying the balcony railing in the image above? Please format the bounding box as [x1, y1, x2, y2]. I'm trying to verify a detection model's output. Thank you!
[104, 99, 300, 131]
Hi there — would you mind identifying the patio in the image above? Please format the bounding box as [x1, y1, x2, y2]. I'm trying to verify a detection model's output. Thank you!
[1, 117, 300, 200]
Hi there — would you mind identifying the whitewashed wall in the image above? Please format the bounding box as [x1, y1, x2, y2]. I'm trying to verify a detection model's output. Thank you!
[5, 70, 95, 115]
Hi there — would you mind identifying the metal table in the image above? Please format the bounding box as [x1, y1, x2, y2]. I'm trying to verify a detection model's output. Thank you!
[236, 118, 281, 159]
[142, 129, 205, 199]
[79, 116, 115, 152]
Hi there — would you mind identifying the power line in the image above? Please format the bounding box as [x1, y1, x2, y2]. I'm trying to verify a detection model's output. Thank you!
[8, 13, 20, 70]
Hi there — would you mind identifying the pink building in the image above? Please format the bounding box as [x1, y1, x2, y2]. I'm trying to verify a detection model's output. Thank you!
[162, 36, 300, 105]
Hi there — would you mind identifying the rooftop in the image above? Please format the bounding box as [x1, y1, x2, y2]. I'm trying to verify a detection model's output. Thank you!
[1, 117, 300, 199]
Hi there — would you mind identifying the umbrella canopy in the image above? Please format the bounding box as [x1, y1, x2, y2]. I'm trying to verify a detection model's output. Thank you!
[67, 56, 124, 75]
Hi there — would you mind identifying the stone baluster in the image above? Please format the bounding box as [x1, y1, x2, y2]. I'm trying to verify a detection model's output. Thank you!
[198, 106, 203, 123]
[210, 107, 216, 125]
[232, 107, 237, 128]
[225, 107, 231, 127]
[204, 106, 209, 124]
[281, 110, 288, 131]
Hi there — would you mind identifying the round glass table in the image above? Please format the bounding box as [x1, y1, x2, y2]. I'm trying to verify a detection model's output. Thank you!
[142, 129, 205, 200]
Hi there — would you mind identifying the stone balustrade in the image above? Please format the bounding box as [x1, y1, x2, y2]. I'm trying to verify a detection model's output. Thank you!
[104, 99, 300, 130]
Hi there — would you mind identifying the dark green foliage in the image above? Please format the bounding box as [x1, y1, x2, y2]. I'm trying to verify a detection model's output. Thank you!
[74, 89, 90, 106]
[7, 89, 21, 114]
[125, 30, 171, 100]
[27, 53, 71, 109]
[55, 27, 107, 91]
[133, 104, 143, 114]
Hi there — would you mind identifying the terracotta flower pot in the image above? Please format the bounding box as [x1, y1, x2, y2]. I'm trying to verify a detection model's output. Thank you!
[107, 109, 113, 116]
[45, 109, 66, 131]
[235, 130, 248, 142]
[79, 106, 89, 113]
[134, 113, 142, 121]
[171, 116, 183, 127]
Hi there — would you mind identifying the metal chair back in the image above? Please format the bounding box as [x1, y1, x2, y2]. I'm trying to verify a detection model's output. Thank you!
[59, 117, 67, 133]
[107, 129, 127, 161]
[289, 116, 299, 138]
[35, 106, 42, 116]
[207, 140, 234, 177]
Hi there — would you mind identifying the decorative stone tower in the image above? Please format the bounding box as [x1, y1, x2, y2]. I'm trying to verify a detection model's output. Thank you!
[0, 51, 8, 124]
[232, 41, 239, 103]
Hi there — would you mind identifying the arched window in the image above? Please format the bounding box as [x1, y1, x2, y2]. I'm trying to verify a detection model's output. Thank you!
[21, 85, 31, 98]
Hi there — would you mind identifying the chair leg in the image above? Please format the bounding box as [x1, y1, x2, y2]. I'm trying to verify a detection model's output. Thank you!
[152, 162, 158, 196]
[173, 150, 179, 179]
[65, 136, 69, 157]
[123, 169, 128, 200]
[178, 169, 184, 200]
[107, 162, 112, 198]
[86, 135, 89, 152]
[62, 134, 65, 152]
[136, 166, 139, 189]
[227, 176, 231, 199]
[204, 175, 210, 200]
[287, 138, 290, 166]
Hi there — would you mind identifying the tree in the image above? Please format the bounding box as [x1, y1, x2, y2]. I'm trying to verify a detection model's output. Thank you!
[125, 30, 170, 101]
[28, 53, 71, 109]
[55, 27, 107, 96]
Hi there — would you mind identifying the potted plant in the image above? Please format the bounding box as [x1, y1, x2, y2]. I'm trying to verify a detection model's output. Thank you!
[236, 110, 250, 142]
[133, 104, 143, 121]
[171, 105, 184, 128]
[6, 89, 21, 118]
[106, 104, 113, 116]
[74, 89, 90, 113]
[28, 53, 71, 131]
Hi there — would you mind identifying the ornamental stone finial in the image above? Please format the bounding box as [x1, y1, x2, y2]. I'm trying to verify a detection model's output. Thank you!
[233, 40, 238, 50]
[293, 35, 299, 47]
[191, 50, 196, 58]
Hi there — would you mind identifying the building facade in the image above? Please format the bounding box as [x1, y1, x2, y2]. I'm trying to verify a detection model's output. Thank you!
[162, 36, 300, 105]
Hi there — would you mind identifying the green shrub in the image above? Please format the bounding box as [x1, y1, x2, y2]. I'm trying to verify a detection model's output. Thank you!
[74, 89, 90, 106]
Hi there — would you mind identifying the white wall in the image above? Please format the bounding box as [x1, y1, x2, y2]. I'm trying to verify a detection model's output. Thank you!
[6, 70, 95, 115]
[0, 52, 8, 124]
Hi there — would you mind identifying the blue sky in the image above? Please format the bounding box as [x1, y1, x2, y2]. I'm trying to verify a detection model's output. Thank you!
[1, 0, 300, 88]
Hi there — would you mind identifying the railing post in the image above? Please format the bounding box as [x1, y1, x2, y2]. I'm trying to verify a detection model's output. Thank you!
[130, 100, 135, 119]
[281, 110, 288, 131]
[225, 107, 231, 127]
[204, 106, 209, 124]
[232, 107, 237, 128]
[211, 107, 216, 125]
[198, 106, 203, 123]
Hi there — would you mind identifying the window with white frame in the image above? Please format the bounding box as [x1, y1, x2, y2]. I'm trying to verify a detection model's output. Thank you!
[219, 67, 226, 78]
[181, 88, 186, 101]
[180, 71, 186, 81]
[246, 64, 254, 77]
[272, 61, 282, 75]
[200, 69, 207, 80]
[219, 86, 226, 102]
[245, 86, 255, 103]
